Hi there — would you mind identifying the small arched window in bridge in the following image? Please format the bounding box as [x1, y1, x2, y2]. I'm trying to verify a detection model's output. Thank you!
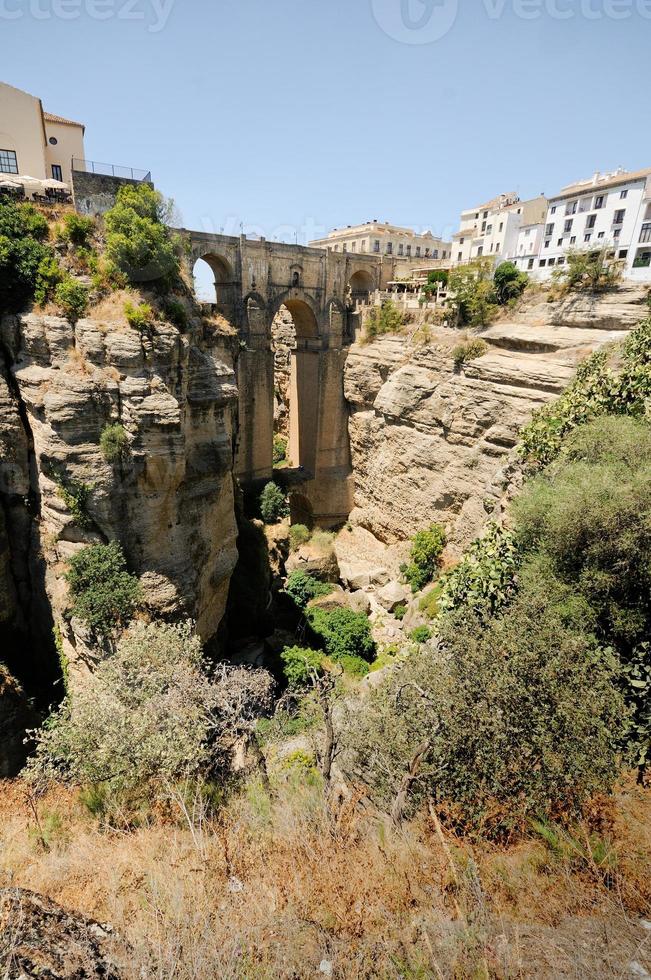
[292, 271, 300, 287]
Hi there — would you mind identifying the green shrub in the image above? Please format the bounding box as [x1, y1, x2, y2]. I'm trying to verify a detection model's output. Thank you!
[448, 258, 497, 327]
[393, 603, 407, 621]
[350, 579, 626, 835]
[337, 654, 370, 678]
[34, 253, 64, 306]
[0, 200, 51, 313]
[55, 475, 93, 528]
[25, 621, 273, 799]
[164, 298, 189, 330]
[518, 317, 651, 468]
[423, 269, 448, 296]
[364, 300, 404, 341]
[288, 524, 310, 550]
[259, 481, 288, 523]
[280, 645, 324, 686]
[65, 541, 141, 638]
[451, 337, 489, 369]
[493, 261, 528, 304]
[124, 300, 154, 330]
[513, 416, 651, 773]
[437, 522, 519, 621]
[58, 212, 94, 247]
[419, 581, 444, 620]
[284, 570, 332, 609]
[410, 625, 432, 644]
[99, 423, 129, 464]
[307, 607, 376, 664]
[553, 248, 623, 292]
[54, 277, 89, 321]
[273, 434, 288, 465]
[104, 184, 180, 290]
[402, 523, 447, 593]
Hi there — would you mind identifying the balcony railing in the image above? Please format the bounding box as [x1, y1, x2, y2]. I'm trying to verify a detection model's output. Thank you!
[72, 158, 151, 182]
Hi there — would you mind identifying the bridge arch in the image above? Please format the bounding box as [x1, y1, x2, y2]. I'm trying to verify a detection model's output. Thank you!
[349, 268, 374, 302]
[193, 251, 237, 313]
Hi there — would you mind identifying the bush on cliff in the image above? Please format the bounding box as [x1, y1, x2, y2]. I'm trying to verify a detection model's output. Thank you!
[364, 300, 404, 341]
[100, 423, 130, 465]
[349, 579, 626, 835]
[493, 261, 528, 304]
[65, 541, 141, 639]
[0, 200, 53, 313]
[259, 481, 288, 523]
[25, 621, 275, 801]
[104, 184, 180, 291]
[54, 277, 89, 322]
[402, 523, 447, 593]
[280, 645, 325, 686]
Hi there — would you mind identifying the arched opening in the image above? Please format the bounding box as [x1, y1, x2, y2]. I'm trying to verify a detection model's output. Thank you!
[192, 253, 236, 315]
[271, 299, 319, 477]
[349, 269, 374, 303]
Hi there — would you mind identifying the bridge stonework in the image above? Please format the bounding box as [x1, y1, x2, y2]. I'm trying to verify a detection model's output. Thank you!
[186, 232, 386, 526]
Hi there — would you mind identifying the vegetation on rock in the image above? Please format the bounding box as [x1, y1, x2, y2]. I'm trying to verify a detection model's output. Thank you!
[99, 423, 129, 465]
[259, 481, 289, 523]
[65, 541, 141, 639]
[284, 570, 332, 609]
[104, 184, 181, 291]
[451, 336, 489, 369]
[553, 247, 623, 292]
[306, 606, 376, 667]
[363, 299, 404, 341]
[401, 522, 447, 592]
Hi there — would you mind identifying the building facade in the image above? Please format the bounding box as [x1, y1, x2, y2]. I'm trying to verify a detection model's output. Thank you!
[309, 221, 451, 263]
[0, 82, 85, 186]
[534, 168, 651, 281]
[451, 193, 548, 266]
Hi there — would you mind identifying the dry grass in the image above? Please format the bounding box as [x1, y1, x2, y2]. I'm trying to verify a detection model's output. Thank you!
[0, 776, 650, 978]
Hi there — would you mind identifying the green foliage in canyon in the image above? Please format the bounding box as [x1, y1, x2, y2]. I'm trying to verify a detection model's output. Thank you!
[0, 200, 52, 313]
[363, 299, 404, 341]
[104, 183, 181, 291]
[401, 522, 447, 592]
[284, 570, 332, 609]
[65, 541, 142, 639]
[259, 481, 289, 524]
[100, 423, 130, 465]
[306, 607, 375, 669]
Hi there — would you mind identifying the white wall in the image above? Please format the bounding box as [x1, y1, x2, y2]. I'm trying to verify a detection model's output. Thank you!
[0, 82, 47, 179]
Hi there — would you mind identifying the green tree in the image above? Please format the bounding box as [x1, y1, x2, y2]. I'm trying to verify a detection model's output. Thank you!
[259, 481, 288, 523]
[284, 570, 332, 609]
[54, 277, 89, 322]
[104, 184, 180, 289]
[65, 541, 141, 638]
[100, 423, 130, 464]
[493, 261, 528, 304]
[448, 258, 497, 327]
[364, 299, 404, 341]
[0, 200, 51, 313]
[280, 645, 324, 686]
[307, 606, 376, 664]
[554, 248, 623, 292]
[402, 523, 447, 592]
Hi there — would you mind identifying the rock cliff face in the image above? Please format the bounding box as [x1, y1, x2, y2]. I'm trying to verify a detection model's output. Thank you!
[344, 285, 649, 551]
[0, 309, 240, 683]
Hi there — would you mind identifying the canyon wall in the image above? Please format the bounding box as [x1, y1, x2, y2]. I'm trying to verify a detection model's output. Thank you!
[0, 309, 240, 685]
[344, 286, 649, 552]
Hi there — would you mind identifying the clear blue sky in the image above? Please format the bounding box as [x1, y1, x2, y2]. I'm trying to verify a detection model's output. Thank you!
[3, 0, 650, 245]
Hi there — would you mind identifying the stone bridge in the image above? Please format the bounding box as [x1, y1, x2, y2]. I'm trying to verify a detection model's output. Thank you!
[185, 231, 386, 525]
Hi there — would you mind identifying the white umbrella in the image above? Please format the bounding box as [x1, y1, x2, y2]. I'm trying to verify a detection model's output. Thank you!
[0, 176, 23, 187]
[19, 176, 45, 199]
[42, 178, 69, 190]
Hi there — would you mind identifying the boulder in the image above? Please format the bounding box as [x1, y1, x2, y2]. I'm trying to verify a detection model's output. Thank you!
[377, 580, 410, 613]
[347, 589, 372, 615]
[338, 560, 389, 591]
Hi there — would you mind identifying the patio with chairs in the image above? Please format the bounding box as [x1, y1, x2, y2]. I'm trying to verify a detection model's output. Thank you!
[0, 175, 73, 205]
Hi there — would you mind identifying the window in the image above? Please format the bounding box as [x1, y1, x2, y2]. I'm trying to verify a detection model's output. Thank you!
[483, 210, 488, 219]
[433, 249, 438, 259]
[486, 224, 493, 234]
[481, 221, 486, 232]
[495, 243, 500, 253]
[566, 201, 578, 215]
[361, 241, 367, 252]
[386, 243, 393, 255]
[544, 240, 551, 248]
[0, 149, 18, 174]
[551, 206, 557, 214]
[614, 209, 626, 224]
[51, 164, 63, 182]
[557, 238, 563, 246]
[620, 190, 628, 199]
[598, 231, 605, 239]
[539, 259, 547, 267]
[584, 234, 591, 243]
[477, 245, 483, 256]
[490, 243, 493, 252]
[585, 214, 596, 229]
[457, 252, 462, 261]
[595, 195, 606, 209]
[570, 236, 576, 245]
[343, 244, 348, 253]
[406, 245, 412, 256]
[549, 257, 556, 266]
[618, 249, 628, 258]
[398, 244, 404, 256]
[613, 228, 621, 238]
[48, 136, 58, 146]
[424, 247, 430, 257]
[351, 241, 356, 252]
[499, 222, 504, 232]
[415, 246, 420, 257]
[545, 223, 554, 236]
[640, 223, 651, 244]
[528, 258, 534, 270]
[373, 240, 380, 253]
[557, 257, 565, 265]
[564, 219, 573, 233]
[459, 237, 465, 244]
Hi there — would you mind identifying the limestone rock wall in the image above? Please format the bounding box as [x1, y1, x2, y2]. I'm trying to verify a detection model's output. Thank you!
[344, 285, 649, 552]
[0, 310, 240, 682]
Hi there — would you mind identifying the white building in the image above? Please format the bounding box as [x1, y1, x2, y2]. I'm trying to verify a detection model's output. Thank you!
[451, 193, 547, 267]
[535, 168, 651, 281]
[512, 222, 546, 273]
[309, 221, 451, 262]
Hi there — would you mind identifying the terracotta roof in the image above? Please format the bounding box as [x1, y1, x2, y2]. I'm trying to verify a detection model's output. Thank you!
[44, 111, 85, 129]
[552, 168, 651, 201]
